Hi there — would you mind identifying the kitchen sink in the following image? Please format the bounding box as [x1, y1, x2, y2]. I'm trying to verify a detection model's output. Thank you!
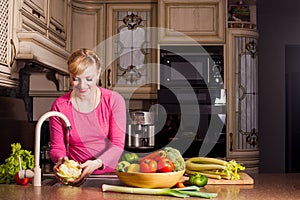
[42, 173, 123, 188]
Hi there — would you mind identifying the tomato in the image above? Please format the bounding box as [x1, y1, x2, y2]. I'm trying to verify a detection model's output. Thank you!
[152, 150, 167, 161]
[142, 150, 167, 161]
[157, 157, 174, 173]
[140, 158, 157, 173]
[175, 182, 185, 188]
[14, 173, 29, 185]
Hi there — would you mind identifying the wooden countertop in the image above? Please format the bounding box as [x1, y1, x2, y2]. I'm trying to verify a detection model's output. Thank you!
[1, 173, 300, 200]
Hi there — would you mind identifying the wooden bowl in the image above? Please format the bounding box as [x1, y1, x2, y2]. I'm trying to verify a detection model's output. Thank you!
[116, 170, 185, 188]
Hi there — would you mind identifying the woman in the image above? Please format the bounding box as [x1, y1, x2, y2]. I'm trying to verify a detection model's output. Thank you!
[49, 48, 126, 185]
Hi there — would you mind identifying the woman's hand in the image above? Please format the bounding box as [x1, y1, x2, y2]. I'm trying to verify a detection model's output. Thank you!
[53, 157, 69, 183]
[72, 159, 103, 185]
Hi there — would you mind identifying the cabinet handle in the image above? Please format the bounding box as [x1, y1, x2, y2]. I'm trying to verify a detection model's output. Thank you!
[9, 39, 16, 69]
[32, 9, 41, 18]
[229, 132, 233, 151]
[55, 27, 63, 34]
[239, 85, 246, 100]
[107, 69, 111, 87]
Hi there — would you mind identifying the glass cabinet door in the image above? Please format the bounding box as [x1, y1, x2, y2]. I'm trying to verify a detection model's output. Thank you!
[234, 38, 258, 151]
[106, 4, 157, 99]
[227, 29, 259, 172]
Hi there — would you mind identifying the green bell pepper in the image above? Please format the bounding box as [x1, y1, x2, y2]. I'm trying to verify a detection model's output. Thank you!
[188, 173, 208, 187]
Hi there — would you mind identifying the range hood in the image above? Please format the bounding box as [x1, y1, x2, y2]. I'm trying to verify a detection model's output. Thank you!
[1, 32, 72, 121]
[10, 32, 70, 80]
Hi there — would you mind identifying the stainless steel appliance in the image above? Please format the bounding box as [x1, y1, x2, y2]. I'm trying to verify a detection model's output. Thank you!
[127, 111, 155, 149]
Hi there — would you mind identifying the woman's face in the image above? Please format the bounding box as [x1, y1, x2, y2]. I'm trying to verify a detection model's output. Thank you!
[70, 64, 99, 98]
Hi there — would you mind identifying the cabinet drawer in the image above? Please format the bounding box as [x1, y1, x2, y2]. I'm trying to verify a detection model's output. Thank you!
[48, 0, 67, 47]
[21, 0, 47, 34]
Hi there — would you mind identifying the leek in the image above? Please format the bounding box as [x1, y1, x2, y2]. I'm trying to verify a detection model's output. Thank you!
[102, 184, 218, 198]
[174, 186, 218, 198]
[176, 190, 218, 198]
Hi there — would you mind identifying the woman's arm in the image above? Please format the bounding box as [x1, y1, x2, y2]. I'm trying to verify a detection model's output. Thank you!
[98, 92, 126, 170]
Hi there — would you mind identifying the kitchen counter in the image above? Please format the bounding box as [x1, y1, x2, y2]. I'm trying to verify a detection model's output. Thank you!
[1, 173, 300, 200]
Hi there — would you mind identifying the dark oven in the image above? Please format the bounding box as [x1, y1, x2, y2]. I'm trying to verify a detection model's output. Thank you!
[157, 45, 226, 158]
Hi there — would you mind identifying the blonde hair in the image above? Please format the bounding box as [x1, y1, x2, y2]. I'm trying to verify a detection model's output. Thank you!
[68, 48, 103, 76]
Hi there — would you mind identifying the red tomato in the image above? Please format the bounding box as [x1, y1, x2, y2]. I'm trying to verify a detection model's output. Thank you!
[175, 182, 185, 188]
[14, 173, 29, 185]
[152, 150, 167, 161]
[140, 158, 157, 173]
[157, 157, 174, 173]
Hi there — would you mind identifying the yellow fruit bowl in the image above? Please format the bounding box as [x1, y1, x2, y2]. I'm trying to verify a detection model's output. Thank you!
[116, 170, 185, 188]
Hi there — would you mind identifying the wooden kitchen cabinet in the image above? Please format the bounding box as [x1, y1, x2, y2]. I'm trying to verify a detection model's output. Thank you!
[0, 0, 18, 87]
[20, 0, 47, 35]
[71, 1, 158, 99]
[0, 0, 72, 119]
[70, 1, 105, 51]
[21, 0, 71, 48]
[158, 0, 226, 44]
[105, 4, 158, 99]
[48, 0, 70, 48]
[0, 0, 72, 84]
[226, 28, 259, 173]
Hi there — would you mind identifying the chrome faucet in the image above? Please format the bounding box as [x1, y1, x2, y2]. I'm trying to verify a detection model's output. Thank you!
[33, 111, 71, 186]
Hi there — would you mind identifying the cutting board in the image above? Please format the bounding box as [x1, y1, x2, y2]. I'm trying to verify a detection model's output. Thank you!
[181, 172, 254, 185]
[207, 172, 254, 184]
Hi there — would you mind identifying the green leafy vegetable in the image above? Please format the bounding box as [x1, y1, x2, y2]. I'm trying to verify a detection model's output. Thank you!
[224, 160, 246, 180]
[163, 147, 185, 172]
[0, 143, 34, 184]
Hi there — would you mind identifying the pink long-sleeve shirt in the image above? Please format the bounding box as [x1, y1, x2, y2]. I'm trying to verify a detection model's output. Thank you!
[49, 87, 126, 174]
